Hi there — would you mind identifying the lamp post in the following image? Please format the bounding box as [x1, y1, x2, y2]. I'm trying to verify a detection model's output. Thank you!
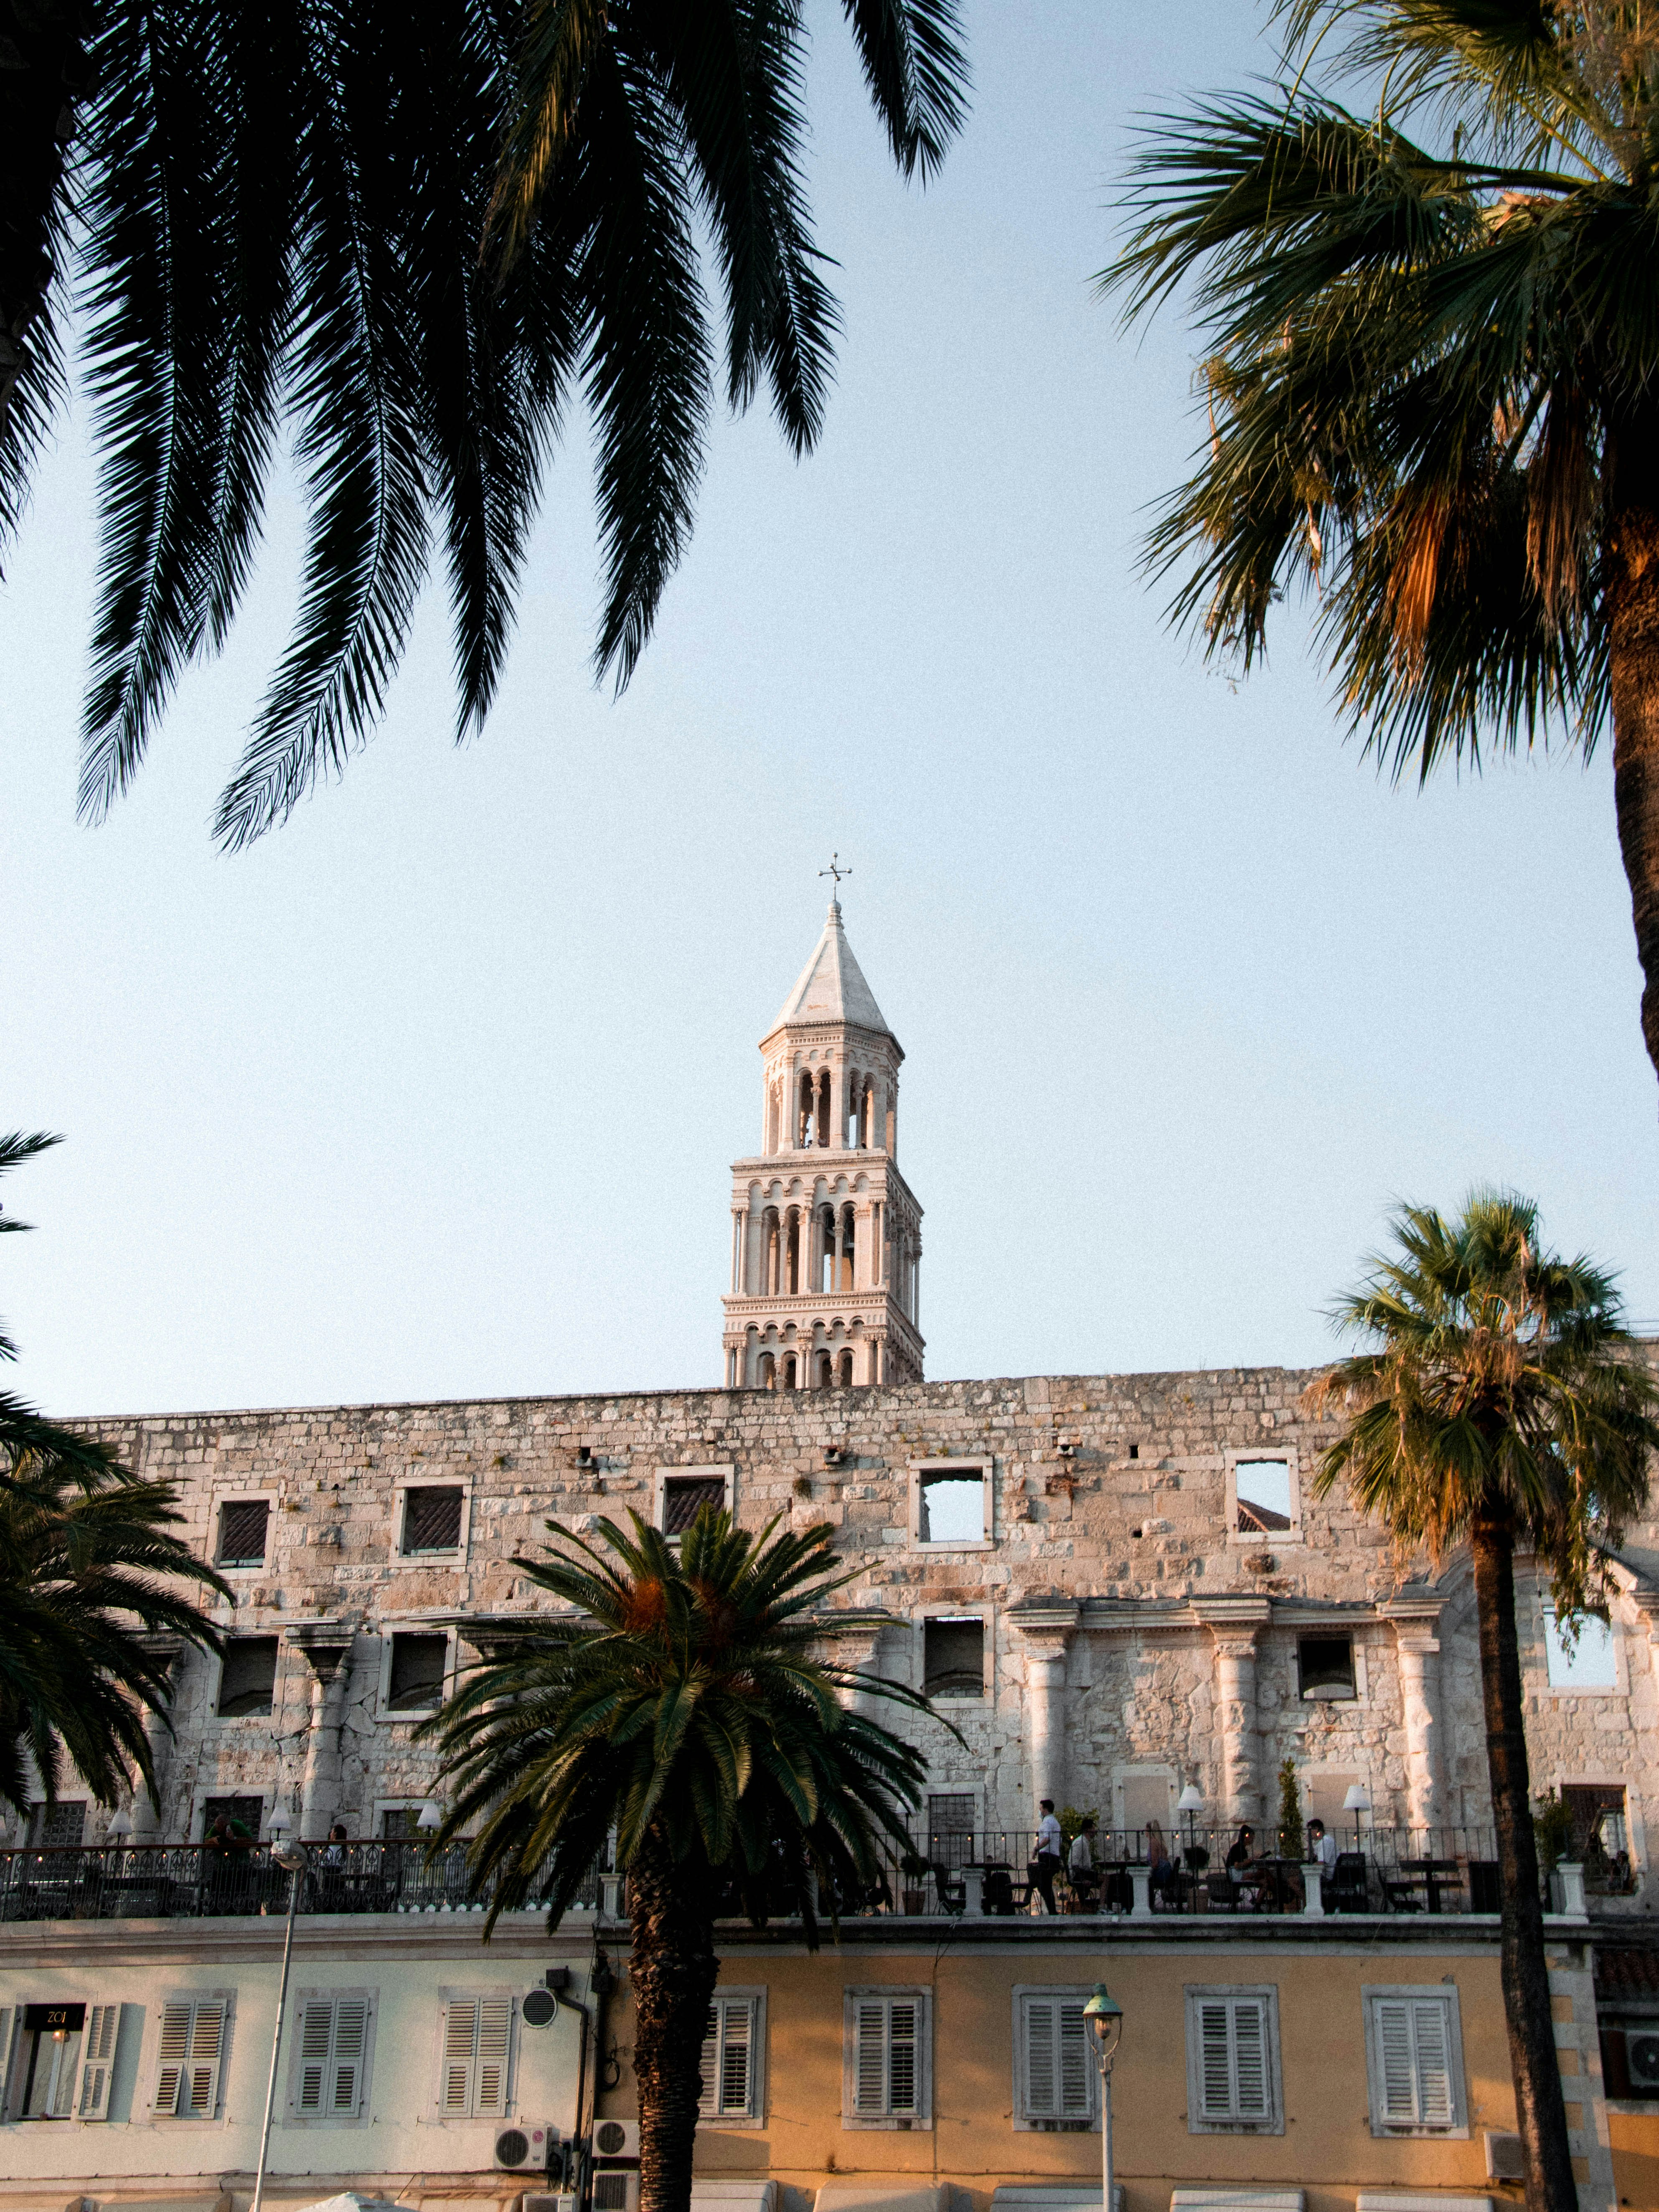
[1176, 1783, 1204, 1867]
[1082, 1983, 1124, 2212]
[1342, 1784, 1372, 1857]
[250, 1815, 307, 2212]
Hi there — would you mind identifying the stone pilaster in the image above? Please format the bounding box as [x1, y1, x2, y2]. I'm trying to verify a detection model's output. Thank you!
[1382, 1601, 1445, 1833]
[130, 1635, 183, 1843]
[286, 1621, 358, 1840]
[1195, 1599, 1272, 1826]
[1010, 1601, 1080, 1818]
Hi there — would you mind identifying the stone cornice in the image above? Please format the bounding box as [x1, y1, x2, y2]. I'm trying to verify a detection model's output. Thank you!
[1006, 1599, 1082, 1637]
[1191, 1596, 1274, 1632]
[0, 1908, 597, 1969]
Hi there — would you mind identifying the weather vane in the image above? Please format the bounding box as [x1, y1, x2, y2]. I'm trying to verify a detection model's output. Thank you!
[819, 852, 851, 895]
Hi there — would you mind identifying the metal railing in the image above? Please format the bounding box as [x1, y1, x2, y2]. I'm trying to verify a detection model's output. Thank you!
[0, 1840, 607, 1923]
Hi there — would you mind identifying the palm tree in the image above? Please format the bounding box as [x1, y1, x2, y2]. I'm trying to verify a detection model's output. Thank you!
[1103, 0, 1659, 1091]
[0, 1452, 230, 1821]
[418, 1507, 945, 2212]
[1304, 1190, 1659, 2212]
[1, 0, 968, 851]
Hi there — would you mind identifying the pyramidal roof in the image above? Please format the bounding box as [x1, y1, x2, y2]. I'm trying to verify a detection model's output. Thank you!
[769, 901, 893, 1038]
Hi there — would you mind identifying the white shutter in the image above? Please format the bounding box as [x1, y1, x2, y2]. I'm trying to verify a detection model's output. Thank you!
[854, 2000, 888, 2115]
[441, 1998, 478, 2115]
[1376, 2000, 1416, 2122]
[153, 2000, 193, 2115]
[1198, 2001, 1233, 2120]
[1196, 1996, 1270, 2125]
[1412, 1999, 1454, 2126]
[1025, 1998, 1057, 2117]
[297, 2000, 334, 2115]
[698, 2006, 721, 2119]
[475, 1997, 512, 2117]
[1372, 1995, 1456, 2128]
[183, 1999, 226, 2116]
[887, 1999, 918, 2115]
[1057, 2000, 1092, 2117]
[49, 2026, 84, 2118]
[78, 2006, 119, 2120]
[332, 1998, 369, 2115]
[698, 1998, 753, 2120]
[1231, 1998, 1268, 2119]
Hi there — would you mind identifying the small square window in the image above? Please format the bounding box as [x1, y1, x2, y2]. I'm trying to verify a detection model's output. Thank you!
[1362, 1985, 1467, 2135]
[1544, 1610, 1617, 1689]
[379, 1807, 415, 1840]
[218, 1639, 278, 1717]
[401, 1487, 463, 1556]
[912, 1461, 991, 1546]
[662, 1476, 727, 1535]
[386, 1633, 449, 1714]
[1184, 1985, 1283, 2134]
[1225, 1450, 1301, 1544]
[216, 1499, 270, 1568]
[922, 1618, 984, 1699]
[843, 1987, 931, 2127]
[1298, 1635, 1356, 1700]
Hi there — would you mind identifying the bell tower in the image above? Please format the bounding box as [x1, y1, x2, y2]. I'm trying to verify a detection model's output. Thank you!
[722, 897, 923, 1389]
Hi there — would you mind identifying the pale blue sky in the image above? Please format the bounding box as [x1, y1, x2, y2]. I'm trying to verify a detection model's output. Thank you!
[4, 2, 1656, 1419]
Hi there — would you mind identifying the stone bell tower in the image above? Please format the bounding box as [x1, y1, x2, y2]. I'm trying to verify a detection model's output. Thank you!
[722, 896, 923, 1389]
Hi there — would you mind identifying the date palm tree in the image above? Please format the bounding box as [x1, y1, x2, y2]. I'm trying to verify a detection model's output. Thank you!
[2, 0, 967, 849]
[1103, 0, 1659, 1091]
[0, 1454, 230, 1821]
[1305, 1190, 1659, 2212]
[418, 1507, 945, 2212]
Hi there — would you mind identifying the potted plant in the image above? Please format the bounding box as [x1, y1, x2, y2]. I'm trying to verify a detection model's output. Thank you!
[899, 1851, 931, 1916]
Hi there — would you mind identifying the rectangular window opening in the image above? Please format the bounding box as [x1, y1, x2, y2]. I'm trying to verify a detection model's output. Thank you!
[1364, 1988, 1464, 2134]
[14, 2001, 87, 2118]
[217, 1639, 278, 1718]
[661, 1476, 727, 1536]
[1298, 1634, 1357, 1700]
[699, 1993, 761, 2122]
[1184, 1986, 1282, 2134]
[216, 1498, 270, 1568]
[1544, 1609, 1618, 1689]
[402, 1487, 464, 1556]
[926, 1794, 976, 1869]
[846, 1989, 929, 2126]
[387, 1633, 449, 1714]
[27, 1801, 87, 1848]
[922, 1619, 983, 1700]
[201, 1795, 264, 1841]
[1019, 1991, 1096, 2128]
[917, 1467, 986, 1544]
[1234, 1459, 1293, 1536]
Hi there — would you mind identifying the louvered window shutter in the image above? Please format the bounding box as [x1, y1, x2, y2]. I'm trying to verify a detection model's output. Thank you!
[183, 2000, 227, 2116]
[1057, 2001, 1092, 2117]
[297, 2000, 335, 2114]
[1198, 2002, 1232, 2120]
[153, 2000, 194, 2115]
[1025, 1999, 1057, 2117]
[332, 1998, 369, 2115]
[719, 2001, 752, 2116]
[698, 2007, 721, 2119]
[0, 2011, 11, 2103]
[1374, 1997, 1455, 2127]
[1376, 2000, 1416, 2121]
[475, 1997, 512, 2116]
[1197, 1997, 1269, 2123]
[1412, 1999, 1454, 2125]
[854, 2001, 888, 2115]
[887, 2000, 918, 2115]
[78, 2006, 119, 2120]
[441, 1999, 478, 2115]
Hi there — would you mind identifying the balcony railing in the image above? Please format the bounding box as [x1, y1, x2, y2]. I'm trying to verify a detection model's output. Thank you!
[0, 1840, 606, 1923]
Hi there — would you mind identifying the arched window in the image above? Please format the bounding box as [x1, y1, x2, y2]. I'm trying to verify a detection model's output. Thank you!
[838, 1350, 854, 1388]
[797, 1072, 813, 1148]
[816, 1353, 833, 1389]
[816, 1068, 831, 1148]
[782, 1353, 798, 1390]
[758, 1352, 776, 1391]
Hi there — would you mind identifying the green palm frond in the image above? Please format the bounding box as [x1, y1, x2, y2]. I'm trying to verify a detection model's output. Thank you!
[1305, 1189, 1659, 1621]
[418, 1503, 953, 1938]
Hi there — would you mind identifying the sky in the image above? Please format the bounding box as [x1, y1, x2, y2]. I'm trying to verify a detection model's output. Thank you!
[4, 2, 1656, 1421]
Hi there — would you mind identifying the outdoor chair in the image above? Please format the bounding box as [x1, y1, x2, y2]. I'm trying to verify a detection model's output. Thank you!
[1329, 1851, 1370, 1912]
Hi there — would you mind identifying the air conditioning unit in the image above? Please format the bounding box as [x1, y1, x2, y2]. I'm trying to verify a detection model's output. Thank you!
[495, 2123, 557, 2172]
[1629, 2030, 1659, 2090]
[1484, 2131, 1526, 2181]
[592, 2117, 640, 2160]
[592, 2173, 639, 2212]
[521, 2196, 577, 2212]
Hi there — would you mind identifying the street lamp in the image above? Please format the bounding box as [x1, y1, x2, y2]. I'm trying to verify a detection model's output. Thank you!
[1342, 1784, 1371, 1856]
[1082, 1983, 1124, 2212]
[249, 1831, 308, 2212]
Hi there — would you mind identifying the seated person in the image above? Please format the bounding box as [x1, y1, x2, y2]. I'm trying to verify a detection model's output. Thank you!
[1068, 1818, 1100, 1906]
[1146, 1819, 1176, 1904]
[1224, 1823, 1262, 1908]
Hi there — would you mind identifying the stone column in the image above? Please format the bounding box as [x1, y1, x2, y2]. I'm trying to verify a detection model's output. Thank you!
[819, 1614, 896, 1719]
[131, 1635, 184, 1842]
[287, 1622, 357, 1840]
[1213, 1634, 1262, 1824]
[1396, 1634, 1444, 1833]
[1012, 1604, 1080, 1820]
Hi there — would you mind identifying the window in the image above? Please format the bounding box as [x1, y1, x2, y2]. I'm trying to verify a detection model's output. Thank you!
[438, 1993, 513, 2118]
[77, 2005, 119, 2120]
[911, 1460, 991, 1547]
[27, 1801, 86, 1848]
[1226, 1452, 1300, 1542]
[1014, 1989, 1098, 2130]
[1184, 1986, 1283, 2133]
[843, 1988, 930, 2127]
[401, 1487, 464, 1556]
[922, 1618, 984, 1698]
[380, 1807, 415, 1840]
[216, 1500, 269, 1569]
[926, 1794, 976, 1869]
[151, 1996, 230, 2118]
[654, 1464, 734, 1536]
[386, 1633, 449, 1714]
[1562, 1784, 1630, 1866]
[7, 2002, 107, 2120]
[699, 1991, 764, 2125]
[289, 1991, 373, 2120]
[217, 1640, 278, 1717]
[1544, 1610, 1618, 1690]
[1362, 1986, 1467, 2136]
[201, 1795, 264, 1841]
[1298, 1635, 1356, 1700]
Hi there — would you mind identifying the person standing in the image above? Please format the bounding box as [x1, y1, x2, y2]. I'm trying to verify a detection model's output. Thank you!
[1308, 1818, 1338, 1876]
[1031, 1798, 1063, 1913]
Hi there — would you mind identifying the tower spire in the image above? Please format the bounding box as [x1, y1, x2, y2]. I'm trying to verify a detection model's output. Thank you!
[721, 900, 923, 1391]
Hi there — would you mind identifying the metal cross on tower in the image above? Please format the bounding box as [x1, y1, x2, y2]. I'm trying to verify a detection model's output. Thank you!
[819, 853, 851, 893]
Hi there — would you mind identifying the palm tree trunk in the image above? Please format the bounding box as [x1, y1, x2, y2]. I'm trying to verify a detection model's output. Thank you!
[627, 1825, 718, 2212]
[1471, 1513, 1576, 2212]
[0, 0, 93, 445]
[1606, 403, 1659, 1093]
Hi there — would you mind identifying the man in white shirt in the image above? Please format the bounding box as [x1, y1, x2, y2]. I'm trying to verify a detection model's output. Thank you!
[1031, 1799, 1063, 1912]
[1308, 1818, 1339, 1876]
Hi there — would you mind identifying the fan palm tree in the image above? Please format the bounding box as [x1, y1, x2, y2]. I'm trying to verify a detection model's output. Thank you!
[1103, 0, 1659, 1091]
[1305, 1190, 1659, 2212]
[1, 1129, 125, 1490]
[2, 0, 967, 849]
[0, 1452, 230, 1820]
[418, 1506, 946, 2212]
